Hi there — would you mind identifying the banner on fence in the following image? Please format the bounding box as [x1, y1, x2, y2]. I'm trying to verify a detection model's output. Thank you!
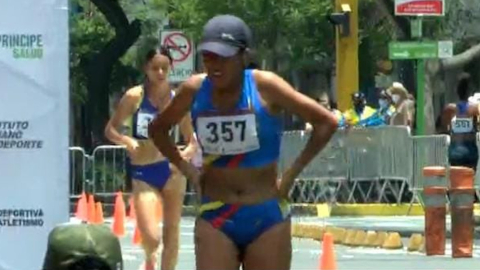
[0, 1, 69, 269]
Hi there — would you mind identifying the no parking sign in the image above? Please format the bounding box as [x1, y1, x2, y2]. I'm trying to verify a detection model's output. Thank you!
[161, 30, 195, 83]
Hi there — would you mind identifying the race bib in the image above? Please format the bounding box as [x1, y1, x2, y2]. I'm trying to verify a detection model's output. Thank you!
[196, 114, 260, 155]
[136, 112, 155, 138]
[452, 117, 474, 133]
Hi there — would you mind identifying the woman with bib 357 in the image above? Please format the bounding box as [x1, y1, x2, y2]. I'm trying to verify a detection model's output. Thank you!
[149, 15, 338, 270]
[105, 45, 197, 270]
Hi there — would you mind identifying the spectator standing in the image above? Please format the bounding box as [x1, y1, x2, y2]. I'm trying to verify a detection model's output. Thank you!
[364, 89, 395, 127]
[343, 92, 376, 127]
[387, 82, 410, 127]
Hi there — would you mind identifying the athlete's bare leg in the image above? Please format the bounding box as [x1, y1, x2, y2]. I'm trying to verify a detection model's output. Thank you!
[159, 165, 186, 270]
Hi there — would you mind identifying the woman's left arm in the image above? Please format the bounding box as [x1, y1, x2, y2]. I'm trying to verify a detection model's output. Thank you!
[254, 70, 338, 198]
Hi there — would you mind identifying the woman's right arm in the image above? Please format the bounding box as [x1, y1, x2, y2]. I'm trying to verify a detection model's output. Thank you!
[104, 90, 138, 152]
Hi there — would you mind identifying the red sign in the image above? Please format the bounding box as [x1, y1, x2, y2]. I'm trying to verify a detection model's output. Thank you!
[162, 32, 192, 63]
[395, 0, 444, 16]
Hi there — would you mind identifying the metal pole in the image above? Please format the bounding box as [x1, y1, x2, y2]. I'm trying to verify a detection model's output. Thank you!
[416, 59, 425, 135]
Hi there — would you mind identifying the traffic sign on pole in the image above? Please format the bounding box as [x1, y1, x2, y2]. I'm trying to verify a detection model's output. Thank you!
[393, 0, 445, 135]
[394, 0, 445, 16]
[389, 41, 437, 60]
[437, 40, 453, 59]
[160, 30, 195, 83]
[388, 41, 452, 60]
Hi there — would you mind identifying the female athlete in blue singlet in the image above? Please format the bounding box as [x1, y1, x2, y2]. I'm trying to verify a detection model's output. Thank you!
[105, 45, 197, 270]
[441, 73, 479, 171]
[149, 15, 338, 270]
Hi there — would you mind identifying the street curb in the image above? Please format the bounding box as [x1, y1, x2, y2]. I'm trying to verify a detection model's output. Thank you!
[292, 223, 480, 252]
[286, 203, 480, 217]
[292, 224, 406, 250]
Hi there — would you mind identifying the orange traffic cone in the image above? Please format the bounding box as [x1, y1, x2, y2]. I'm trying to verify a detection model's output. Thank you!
[87, 194, 96, 224]
[75, 192, 88, 222]
[112, 191, 126, 237]
[94, 202, 104, 224]
[128, 197, 136, 220]
[319, 232, 337, 270]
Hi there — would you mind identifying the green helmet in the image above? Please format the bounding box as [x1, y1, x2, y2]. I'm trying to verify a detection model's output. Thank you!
[42, 223, 123, 270]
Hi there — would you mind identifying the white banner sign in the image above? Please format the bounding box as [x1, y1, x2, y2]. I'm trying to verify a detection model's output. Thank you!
[161, 30, 195, 83]
[395, 0, 445, 16]
[0, 1, 69, 270]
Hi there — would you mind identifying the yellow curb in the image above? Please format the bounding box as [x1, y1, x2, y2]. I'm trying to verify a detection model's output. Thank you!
[374, 231, 389, 248]
[343, 229, 357, 246]
[292, 224, 326, 240]
[407, 233, 424, 252]
[326, 226, 346, 244]
[291, 224, 298, 236]
[292, 203, 480, 217]
[382, 232, 403, 249]
[419, 240, 426, 253]
[312, 226, 326, 241]
[293, 224, 434, 252]
[363, 231, 378, 247]
[303, 225, 315, 239]
[330, 204, 425, 216]
[352, 230, 367, 247]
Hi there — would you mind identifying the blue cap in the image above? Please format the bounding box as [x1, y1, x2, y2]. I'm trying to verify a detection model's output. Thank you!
[199, 15, 252, 57]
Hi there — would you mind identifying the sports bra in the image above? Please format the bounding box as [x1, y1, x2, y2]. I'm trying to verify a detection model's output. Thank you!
[123, 84, 174, 140]
[451, 101, 477, 135]
[191, 70, 283, 168]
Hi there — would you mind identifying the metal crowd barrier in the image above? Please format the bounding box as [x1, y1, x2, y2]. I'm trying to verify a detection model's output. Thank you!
[281, 130, 349, 203]
[278, 126, 451, 204]
[91, 145, 128, 197]
[69, 126, 456, 205]
[69, 146, 91, 199]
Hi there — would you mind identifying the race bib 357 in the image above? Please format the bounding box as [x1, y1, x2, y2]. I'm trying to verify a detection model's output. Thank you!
[196, 114, 260, 155]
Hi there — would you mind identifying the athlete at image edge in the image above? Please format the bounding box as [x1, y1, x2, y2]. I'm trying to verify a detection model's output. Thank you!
[148, 15, 338, 270]
[441, 73, 480, 171]
[104, 45, 197, 270]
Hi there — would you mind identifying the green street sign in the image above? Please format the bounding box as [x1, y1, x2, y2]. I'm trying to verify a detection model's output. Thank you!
[389, 41, 438, 60]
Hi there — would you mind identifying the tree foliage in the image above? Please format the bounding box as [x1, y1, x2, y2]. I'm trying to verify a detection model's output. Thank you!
[168, 0, 335, 75]
[70, 0, 169, 107]
[70, 0, 115, 105]
[70, 0, 169, 147]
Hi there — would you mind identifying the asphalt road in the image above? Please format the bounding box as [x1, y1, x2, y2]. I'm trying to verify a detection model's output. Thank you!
[112, 217, 480, 270]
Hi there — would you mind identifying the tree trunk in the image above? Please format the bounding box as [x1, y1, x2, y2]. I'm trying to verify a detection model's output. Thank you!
[423, 60, 442, 134]
[82, 0, 141, 151]
[422, 43, 480, 134]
